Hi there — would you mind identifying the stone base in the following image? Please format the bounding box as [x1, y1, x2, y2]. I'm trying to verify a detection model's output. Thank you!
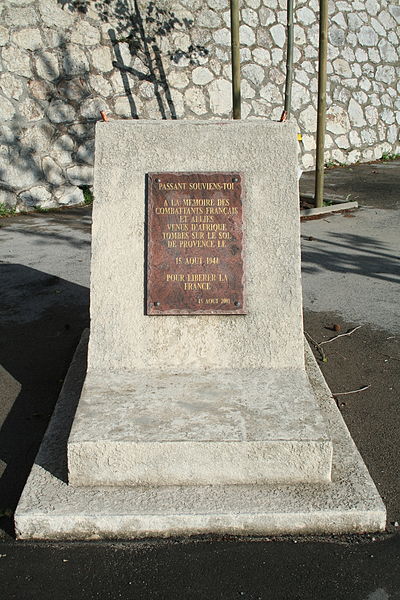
[68, 368, 332, 486]
[14, 332, 386, 539]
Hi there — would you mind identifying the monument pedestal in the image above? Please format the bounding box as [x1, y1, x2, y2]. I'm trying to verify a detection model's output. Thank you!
[15, 121, 385, 538]
[68, 369, 332, 486]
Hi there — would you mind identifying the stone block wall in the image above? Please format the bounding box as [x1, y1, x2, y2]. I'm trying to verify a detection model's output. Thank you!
[0, 0, 399, 210]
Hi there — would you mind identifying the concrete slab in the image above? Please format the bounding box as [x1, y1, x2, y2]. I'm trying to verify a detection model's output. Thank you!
[14, 332, 386, 539]
[68, 368, 332, 486]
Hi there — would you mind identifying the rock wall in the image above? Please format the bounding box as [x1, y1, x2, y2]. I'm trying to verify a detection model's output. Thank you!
[0, 0, 399, 210]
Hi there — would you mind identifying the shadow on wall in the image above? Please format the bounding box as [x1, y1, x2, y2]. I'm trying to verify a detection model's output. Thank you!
[0, 0, 209, 211]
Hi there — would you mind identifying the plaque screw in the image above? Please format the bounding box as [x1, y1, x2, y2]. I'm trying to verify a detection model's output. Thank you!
[155, 178, 161, 183]
[154, 301, 160, 307]
[232, 177, 239, 182]
[234, 301, 241, 307]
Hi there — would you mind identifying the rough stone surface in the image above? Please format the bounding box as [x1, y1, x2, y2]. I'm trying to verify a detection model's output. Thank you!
[0, 0, 398, 209]
[89, 121, 304, 371]
[69, 369, 332, 486]
[14, 333, 386, 539]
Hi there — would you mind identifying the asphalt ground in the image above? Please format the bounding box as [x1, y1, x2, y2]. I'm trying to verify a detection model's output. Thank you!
[0, 160, 399, 599]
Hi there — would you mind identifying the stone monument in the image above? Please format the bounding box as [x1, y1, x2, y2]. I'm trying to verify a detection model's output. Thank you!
[15, 120, 385, 539]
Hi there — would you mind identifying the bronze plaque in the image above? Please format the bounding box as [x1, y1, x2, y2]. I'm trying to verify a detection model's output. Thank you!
[147, 172, 246, 315]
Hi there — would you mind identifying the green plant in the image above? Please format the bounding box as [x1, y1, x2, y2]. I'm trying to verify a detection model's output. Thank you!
[0, 203, 16, 217]
[81, 186, 94, 205]
[381, 152, 400, 162]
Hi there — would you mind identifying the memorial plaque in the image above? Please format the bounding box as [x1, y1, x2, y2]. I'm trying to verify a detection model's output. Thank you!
[147, 172, 246, 315]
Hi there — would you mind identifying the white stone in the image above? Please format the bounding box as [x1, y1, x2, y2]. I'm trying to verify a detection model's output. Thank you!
[302, 153, 314, 169]
[361, 129, 377, 145]
[328, 26, 345, 47]
[63, 45, 89, 76]
[371, 16, 386, 36]
[168, 70, 189, 89]
[91, 46, 113, 72]
[208, 79, 232, 115]
[269, 67, 285, 85]
[213, 28, 231, 46]
[387, 124, 398, 145]
[381, 109, 395, 125]
[42, 156, 64, 186]
[0, 73, 23, 100]
[259, 6, 275, 26]
[71, 20, 100, 45]
[47, 100, 76, 124]
[359, 77, 371, 91]
[3, 5, 38, 26]
[113, 96, 135, 119]
[21, 124, 52, 153]
[239, 24, 256, 46]
[19, 186, 52, 208]
[332, 12, 346, 28]
[326, 105, 350, 134]
[349, 130, 361, 146]
[348, 98, 366, 127]
[242, 63, 265, 87]
[209, 58, 222, 76]
[197, 9, 221, 28]
[2, 46, 31, 77]
[184, 87, 207, 115]
[0, 26, 9, 46]
[375, 65, 396, 85]
[12, 28, 42, 50]
[241, 79, 255, 99]
[139, 81, 154, 99]
[250, 99, 271, 117]
[38, 0, 73, 28]
[0, 97, 15, 121]
[304, 45, 318, 59]
[53, 135, 74, 166]
[270, 24, 285, 48]
[242, 8, 259, 27]
[365, 0, 379, 15]
[378, 10, 396, 29]
[80, 97, 108, 119]
[359, 26, 379, 47]
[355, 48, 368, 62]
[35, 51, 59, 81]
[170, 89, 185, 118]
[252, 48, 271, 66]
[57, 186, 85, 206]
[307, 23, 320, 46]
[332, 58, 352, 78]
[348, 150, 361, 163]
[66, 165, 93, 186]
[291, 82, 309, 110]
[240, 48, 252, 62]
[295, 70, 309, 86]
[354, 91, 368, 105]
[89, 74, 113, 97]
[335, 135, 349, 149]
[246, 0, 261, 7]
[260, 82, 281, 104]
[192, 67, 213, 86]
[271, 48, 283, 65]
[297, 6, 316, 25]
[294, 24, 306, 45]
[207, 0, 227, 9]
[19, 98, 44, 121]
[302, 134, 316, 152]
[368, 48, 380, 64]
[378, 41, 397, 63]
